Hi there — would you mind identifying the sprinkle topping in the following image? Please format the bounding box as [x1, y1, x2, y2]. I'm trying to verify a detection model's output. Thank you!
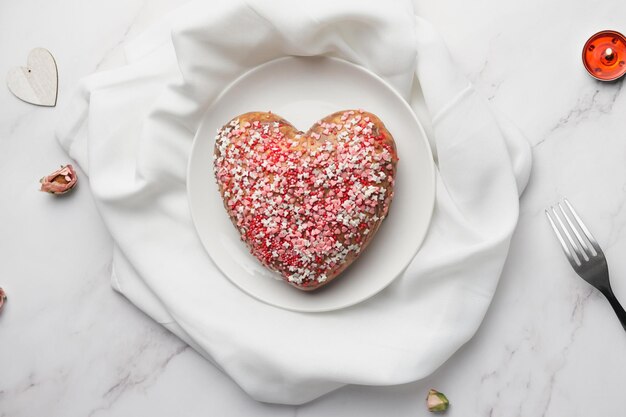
[213, 110, 397, 289]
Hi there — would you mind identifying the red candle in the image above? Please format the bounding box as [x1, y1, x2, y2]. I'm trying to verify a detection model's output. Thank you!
[582, 30, 626, 81]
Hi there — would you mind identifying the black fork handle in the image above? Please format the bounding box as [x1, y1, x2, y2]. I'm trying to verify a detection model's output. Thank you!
[601, 287, 626, 332]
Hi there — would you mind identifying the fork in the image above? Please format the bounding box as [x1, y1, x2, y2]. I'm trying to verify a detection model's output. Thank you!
[545, 198, 626, 331]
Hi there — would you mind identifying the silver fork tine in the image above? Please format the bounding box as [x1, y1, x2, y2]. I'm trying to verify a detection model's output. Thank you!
[558, 202, 590, 261]
[552, 206, 584, 265]
[564, 198, 601, 256]
[545, 208, 578, 267]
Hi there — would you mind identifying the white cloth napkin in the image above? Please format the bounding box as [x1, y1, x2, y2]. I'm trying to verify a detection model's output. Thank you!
[56, 0, 531, 405]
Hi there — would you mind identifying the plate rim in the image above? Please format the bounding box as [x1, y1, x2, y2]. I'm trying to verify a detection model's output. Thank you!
[186, 55, 436, 312]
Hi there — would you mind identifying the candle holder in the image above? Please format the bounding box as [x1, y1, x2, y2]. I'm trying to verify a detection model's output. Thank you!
[582, 30, 626, 81]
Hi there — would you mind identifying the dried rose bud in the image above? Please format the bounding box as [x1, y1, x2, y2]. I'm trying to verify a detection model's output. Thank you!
[0, 287, 6, 312]
[427, 389, 449, 413]
[40, 164, 77, 195]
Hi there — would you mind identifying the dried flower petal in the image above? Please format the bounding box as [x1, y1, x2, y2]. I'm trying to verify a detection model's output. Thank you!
[0, 287, 6, 312]
[427, 389, 449, 413]
[40, 164, 77, 195]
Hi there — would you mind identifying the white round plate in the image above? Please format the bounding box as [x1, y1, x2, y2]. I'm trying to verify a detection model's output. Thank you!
[188, 56, 435, 312]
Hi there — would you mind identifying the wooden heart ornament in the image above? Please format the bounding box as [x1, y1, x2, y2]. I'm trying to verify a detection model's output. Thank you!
[214, 110, 398, 291]
[6, 48, 58, 107]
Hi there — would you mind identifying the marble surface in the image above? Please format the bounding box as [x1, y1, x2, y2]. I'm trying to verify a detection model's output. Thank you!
[1, 0, 626, 415]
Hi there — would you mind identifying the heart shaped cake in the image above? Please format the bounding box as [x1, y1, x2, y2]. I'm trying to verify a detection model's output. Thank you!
[213, 110, 397, 291]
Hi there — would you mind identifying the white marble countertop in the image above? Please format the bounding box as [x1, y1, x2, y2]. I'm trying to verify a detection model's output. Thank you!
[2, 0, 626, 415]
